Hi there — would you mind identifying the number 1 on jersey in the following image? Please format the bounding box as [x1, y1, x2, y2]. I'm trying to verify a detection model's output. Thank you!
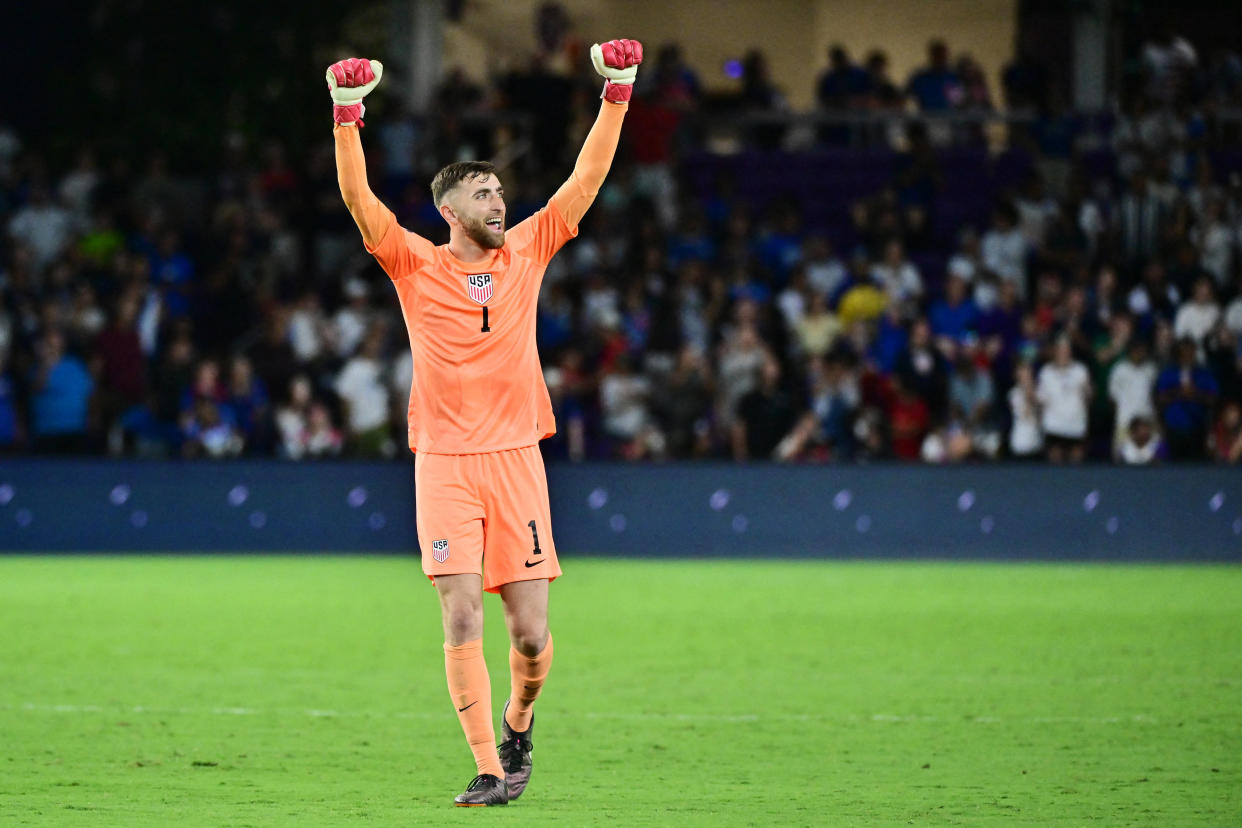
[528, 520, 542, 555]
[481, 306, 490, 333]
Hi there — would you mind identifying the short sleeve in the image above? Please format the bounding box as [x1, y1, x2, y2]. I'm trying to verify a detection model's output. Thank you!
[506, 200, 578, 266]
[365, 211, 437, 282]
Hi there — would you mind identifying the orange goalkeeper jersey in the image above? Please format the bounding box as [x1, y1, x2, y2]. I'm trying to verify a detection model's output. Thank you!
[366, 204, 575, 454]
[335, 101, 627, 454]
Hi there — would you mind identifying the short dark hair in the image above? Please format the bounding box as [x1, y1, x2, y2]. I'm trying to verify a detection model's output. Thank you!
[430, 161, 497, 207]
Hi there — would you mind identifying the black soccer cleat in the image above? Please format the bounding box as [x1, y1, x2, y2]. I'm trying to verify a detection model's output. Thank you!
[453, 773, 508, 807]
[498, 700, 534, 800]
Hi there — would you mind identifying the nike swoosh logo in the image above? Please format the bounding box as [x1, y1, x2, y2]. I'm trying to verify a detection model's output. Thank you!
[458, 701, 478, 712]
[524, 559, 545, 568]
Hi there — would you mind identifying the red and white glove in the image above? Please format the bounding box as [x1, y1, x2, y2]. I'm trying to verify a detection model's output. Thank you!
[590, 39, 643, 104]
[326, 58, 384, 127]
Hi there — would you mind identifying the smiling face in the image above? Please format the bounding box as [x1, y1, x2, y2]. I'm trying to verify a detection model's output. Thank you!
[443, 172, 506, 250]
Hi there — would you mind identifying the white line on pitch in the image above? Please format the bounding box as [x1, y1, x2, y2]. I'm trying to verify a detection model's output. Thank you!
[4, 703, 1158, 725]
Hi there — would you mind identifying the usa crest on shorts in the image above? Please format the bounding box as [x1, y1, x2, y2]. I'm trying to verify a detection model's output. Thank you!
[466, 273, 493, 304]
[432, 538, 450, 563]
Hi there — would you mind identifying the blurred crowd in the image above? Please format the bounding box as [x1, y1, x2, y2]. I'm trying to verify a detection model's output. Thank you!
[2, 8, 1242, 464]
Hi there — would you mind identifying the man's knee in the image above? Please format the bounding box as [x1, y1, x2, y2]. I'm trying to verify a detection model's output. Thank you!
[509, 623, 549, 657]
[441, 597, 483, 644]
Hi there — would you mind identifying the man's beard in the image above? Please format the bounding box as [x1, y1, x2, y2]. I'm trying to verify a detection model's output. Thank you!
[463, 215, 505, 250]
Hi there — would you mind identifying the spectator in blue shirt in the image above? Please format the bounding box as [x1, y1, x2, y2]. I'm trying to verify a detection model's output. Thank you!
[150, 230, 196, 317]
[817, 45, 871, 110]
[753, 204, 805, 286]
[223, 355, 271, 455]
[869, 306, 908, 374]
[30, 329, 94, 453]
[666, 207, 717, 269]
[1156, 338, 1219, 460]
[930, 273, 980, 344]
[978, 279, 1024, 366]
[906, 39, 964, 112]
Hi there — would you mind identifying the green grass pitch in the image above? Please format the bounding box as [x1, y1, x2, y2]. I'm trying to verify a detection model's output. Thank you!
[1, 556, 1239, 826]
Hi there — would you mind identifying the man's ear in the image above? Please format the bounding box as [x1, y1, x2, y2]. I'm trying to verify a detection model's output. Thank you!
[440, 201, 459, 227]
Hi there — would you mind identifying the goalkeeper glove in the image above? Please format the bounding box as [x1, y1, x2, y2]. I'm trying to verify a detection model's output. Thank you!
[326, 58, 384, 126]
[591, 39, 643, 104]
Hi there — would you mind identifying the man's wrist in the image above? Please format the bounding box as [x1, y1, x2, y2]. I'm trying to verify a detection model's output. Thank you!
[601, 81, 633, 103]
[333, 102, 365, 126]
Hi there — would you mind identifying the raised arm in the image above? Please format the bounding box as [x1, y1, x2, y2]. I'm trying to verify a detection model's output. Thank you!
[326, 58, 436, 278]
[327, 58, 394, 249]
[549, 101, 628, 228]
[549, 40, 643, 227]
[335, 123, 393, 250]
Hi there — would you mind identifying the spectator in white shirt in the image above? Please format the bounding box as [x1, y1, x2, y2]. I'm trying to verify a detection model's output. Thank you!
[333, 278, 372, 358]
[801, 235, 848, 298]
[1037, 336, 1092, 463]
[1007, 360, 1043, 459]
[1108, 338, 1158, 452]
[1192, 198, 1234, 287]
[334, 325, 392, 457]
[277, 376, 344, 460]
[276, 375, 313, 459]
[7, 185, 74, 271]
[870, 238, 923, 305]
[1117, 171, 1167, 269]
[1117, 415, 1165, 464]
[59, 149, 100, 218]
[981, 202, 1028, 299]
[1015, 173, 1059, 248]
[288, 290, 332, 364]
[776, 266, 809, 331]
[716, 322, 771, 430]
[1224, 277, 1242, 336]
[599, 354, 663, 460]
[1173, 277, 1221, 349]
[390, 347, 413, 422]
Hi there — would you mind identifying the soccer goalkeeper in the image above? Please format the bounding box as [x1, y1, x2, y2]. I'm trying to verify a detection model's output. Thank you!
[328, 40, 642, 806]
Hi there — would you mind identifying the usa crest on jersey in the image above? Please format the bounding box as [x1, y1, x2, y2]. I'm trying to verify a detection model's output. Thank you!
[466, 273, 493, 304]
[432, 538, 450, 562]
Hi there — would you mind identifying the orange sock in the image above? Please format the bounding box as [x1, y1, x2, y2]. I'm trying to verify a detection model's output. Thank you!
[444, 639, 503, 778]
[505, 634, 553, 733]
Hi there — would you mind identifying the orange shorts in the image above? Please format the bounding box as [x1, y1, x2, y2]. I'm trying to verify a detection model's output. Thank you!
[415, 445, 561, 593]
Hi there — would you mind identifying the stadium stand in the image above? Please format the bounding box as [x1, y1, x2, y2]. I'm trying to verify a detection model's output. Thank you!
[3, 18, 1242, 465]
